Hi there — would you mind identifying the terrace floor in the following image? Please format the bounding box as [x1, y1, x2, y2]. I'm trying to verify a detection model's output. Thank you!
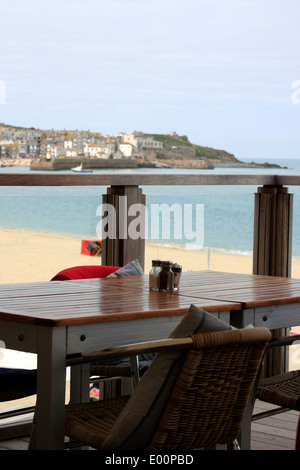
[0, 400, 298, 451]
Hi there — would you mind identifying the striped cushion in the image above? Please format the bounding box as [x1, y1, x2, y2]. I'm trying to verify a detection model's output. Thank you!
[107, 259, 143, 277]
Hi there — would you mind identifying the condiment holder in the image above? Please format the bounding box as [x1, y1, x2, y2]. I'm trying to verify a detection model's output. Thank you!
[149, 259, 182, 293]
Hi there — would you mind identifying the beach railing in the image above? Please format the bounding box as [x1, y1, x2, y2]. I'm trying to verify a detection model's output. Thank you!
[0, 172, 297, 278]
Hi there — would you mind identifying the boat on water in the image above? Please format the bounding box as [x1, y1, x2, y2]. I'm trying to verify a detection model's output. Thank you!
[71, 163, 93, 173]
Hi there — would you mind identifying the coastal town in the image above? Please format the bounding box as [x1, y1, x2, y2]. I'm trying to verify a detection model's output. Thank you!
[0, 124, 282, 170]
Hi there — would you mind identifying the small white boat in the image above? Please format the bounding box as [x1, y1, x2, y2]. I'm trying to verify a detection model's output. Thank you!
[71, 163, 93, 173]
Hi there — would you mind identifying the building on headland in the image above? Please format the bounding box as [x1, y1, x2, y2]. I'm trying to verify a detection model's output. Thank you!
[121, 132, 163, 152]
[119, 142, 133, 157]
[1, 125, 267, 169]
[0, 126, 164, 162]
[0, 142, 18, 159]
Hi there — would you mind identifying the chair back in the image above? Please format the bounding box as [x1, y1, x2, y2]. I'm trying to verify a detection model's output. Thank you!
[147, 327, 271, 450]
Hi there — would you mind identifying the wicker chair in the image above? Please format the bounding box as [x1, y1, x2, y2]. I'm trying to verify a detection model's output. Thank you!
[252, 333, 300, 421]
[65, 327, 271, 450]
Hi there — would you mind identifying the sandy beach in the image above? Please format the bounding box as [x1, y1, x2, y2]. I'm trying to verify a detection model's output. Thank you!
[1, 227, 300, 283]
[0, 227, 299, 390]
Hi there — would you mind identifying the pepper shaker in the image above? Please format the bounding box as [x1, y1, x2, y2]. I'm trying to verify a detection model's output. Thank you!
[159, 261, 174, 292]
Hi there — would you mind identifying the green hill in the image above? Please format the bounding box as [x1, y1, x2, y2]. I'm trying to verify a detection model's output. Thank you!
[0, 123, 38, 131]
[148, 133, 237, 162]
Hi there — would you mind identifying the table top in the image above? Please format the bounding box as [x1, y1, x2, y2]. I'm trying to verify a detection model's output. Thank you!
[176, 271, 300, 308]
[0, 273, 240, 327]
[1, 270, 300, 327]
[84, 270, 300, 308]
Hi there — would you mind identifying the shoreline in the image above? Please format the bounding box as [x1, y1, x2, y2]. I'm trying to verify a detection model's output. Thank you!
[1, 227, 300, 281]
[1, 157, 285, 170]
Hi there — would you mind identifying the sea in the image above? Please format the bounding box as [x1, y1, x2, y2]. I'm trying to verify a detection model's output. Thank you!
[1, 157, 300, 258]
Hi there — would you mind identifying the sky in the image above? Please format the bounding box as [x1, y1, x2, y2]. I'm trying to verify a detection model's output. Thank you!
[1, 0, 300, 162]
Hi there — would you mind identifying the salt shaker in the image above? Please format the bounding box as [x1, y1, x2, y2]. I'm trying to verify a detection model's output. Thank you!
[149, 259, 161, 291]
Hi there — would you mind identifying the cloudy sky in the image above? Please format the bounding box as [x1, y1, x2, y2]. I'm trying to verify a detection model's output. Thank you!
[1, 0, 300, 161]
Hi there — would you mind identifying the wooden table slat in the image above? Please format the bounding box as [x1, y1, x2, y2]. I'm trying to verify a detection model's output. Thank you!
[1, 271, 300, 326]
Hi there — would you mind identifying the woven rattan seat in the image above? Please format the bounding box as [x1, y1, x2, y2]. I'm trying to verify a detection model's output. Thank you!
[252, 334, 300, 421]
[65, 327, 271, 450]
[257, 370, 300, 410]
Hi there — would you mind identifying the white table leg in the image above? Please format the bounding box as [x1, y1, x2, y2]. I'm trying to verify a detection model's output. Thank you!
[35, 326, 67, 450]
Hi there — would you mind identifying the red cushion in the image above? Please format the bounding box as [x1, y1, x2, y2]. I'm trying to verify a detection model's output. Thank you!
[51, 265, 120, 281]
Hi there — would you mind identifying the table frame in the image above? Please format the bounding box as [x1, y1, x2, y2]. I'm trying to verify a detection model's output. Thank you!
[1, 270, 300, 450]
[0, 308, 233, 449]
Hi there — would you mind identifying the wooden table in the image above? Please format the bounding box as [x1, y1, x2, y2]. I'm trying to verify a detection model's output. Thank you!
[98, 270, 300, 329]
[0, 270, 300, 450]
[0, 274, 240, 450]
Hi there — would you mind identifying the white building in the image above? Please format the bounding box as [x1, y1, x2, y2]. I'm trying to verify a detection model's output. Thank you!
[0, 139, 14, 146]
[136, 136, 163, 151]
[66, 149, 78, 157]
[47, 144, 66, 159]
[119, 143, 133, 157]
[121, 133, 163, 152]
[64, 140, 73, 149]
[84, 143, 109, 158]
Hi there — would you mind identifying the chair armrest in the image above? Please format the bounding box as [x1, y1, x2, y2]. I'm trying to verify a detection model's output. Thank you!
[66, 337, 193, 367]
[268, 334, 300, 349]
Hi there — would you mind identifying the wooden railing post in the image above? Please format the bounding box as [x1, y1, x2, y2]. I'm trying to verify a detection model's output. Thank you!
[101, 185, 146, 269]
[253, 185, 293, 375]
[253, 185, 293, 277]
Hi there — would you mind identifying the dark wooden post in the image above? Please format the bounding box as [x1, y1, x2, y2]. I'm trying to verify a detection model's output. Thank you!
[253, 185, 293, 375]
[101, 185, 146, 269]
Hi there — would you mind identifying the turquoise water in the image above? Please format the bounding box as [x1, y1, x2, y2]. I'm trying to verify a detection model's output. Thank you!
[0, 158, 300, 256]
